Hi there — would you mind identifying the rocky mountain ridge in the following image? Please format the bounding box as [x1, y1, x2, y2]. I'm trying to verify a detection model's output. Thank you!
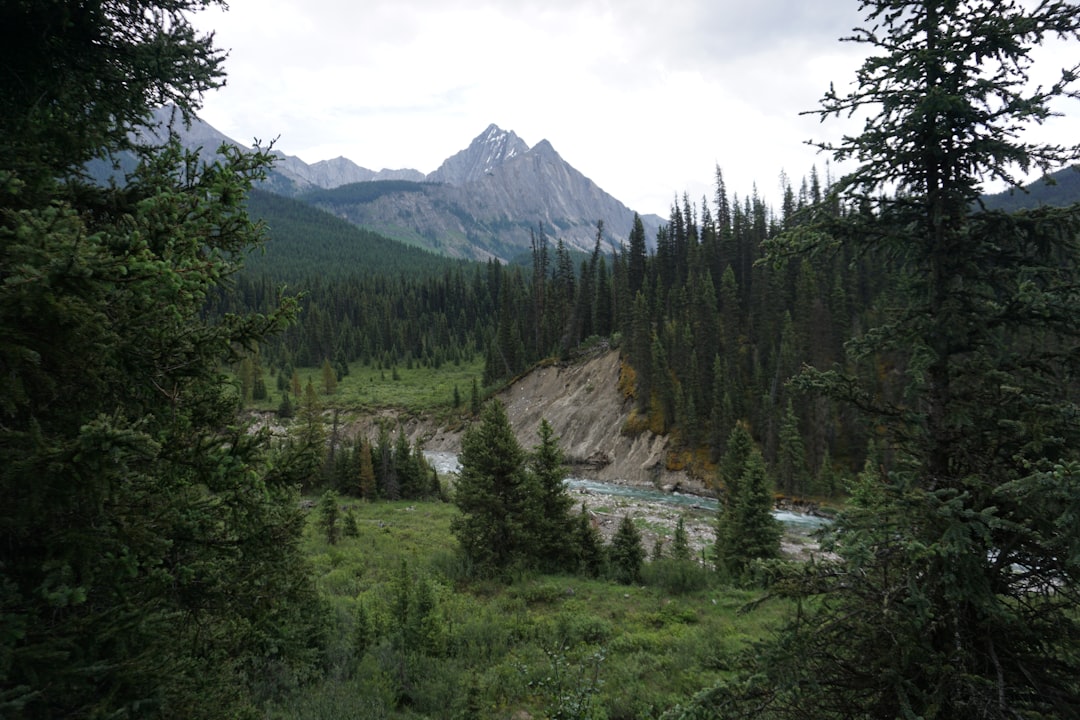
[143, 107, 664, 261]
[426, 124, 529, 185]
[298, 128, 660, 260]
[272, 153, 425, 188]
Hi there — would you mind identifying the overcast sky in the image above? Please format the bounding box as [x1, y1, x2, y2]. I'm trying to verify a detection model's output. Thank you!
[190, 0, 1077, 221]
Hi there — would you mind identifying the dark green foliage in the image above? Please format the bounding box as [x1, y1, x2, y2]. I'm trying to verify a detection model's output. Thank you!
[717, 422, 753, 510]
[451, 402, 575, 577]
[609, 515, 645, 585]
[291, 379, 327, 490]
[278, 390, 295, 418]
[715, 449, 781, 579]
[0, 0, 225, 194]
[528, 419, 577, 572]
[0, 4, 327, 716]
[342, 507, 360, 538]
[228, 146, 875, 489]
[573, 504, 605, 577]
[338, 427, 433, 501]
[451, 400, 532, 574]
[242, 187, 456, 282]
[318, 490, 341, 545]
[301, 179, 432, 205]
[775, 399, 806, 497]
[671, 516, 691, 563]
[470, 377, 482, 415]
[674, 2, 1080, 718]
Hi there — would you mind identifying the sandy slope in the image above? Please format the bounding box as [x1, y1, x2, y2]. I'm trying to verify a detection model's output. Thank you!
[420, 347, 695, 492]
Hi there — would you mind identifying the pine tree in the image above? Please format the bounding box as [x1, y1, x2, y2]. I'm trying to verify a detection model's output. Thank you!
[394, 427, 420, 499]
[375, 422, 398, 500]
[294, 377, 327, 489]
[718, 422, 753, 512]
[238, 356, 255, 405]
[278, 390, 295, 419]
[321, 357, 337, 394]
[627, 213, 648, 299]
[342, 507, 360, 538]
[356, 436, 377, 499]
[775, 399, 807, 497]
[470, 377, 482, 415]
[671, 516, 691, 563]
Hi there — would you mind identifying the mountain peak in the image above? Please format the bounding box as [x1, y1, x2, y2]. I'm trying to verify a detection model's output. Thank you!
[427, 124, 530, 185]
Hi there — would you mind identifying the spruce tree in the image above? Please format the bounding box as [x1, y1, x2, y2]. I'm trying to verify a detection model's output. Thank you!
[0, 3, 326, 716]
[527, 419, 575, 572]
[715, 448, 781, 579]
[670, 2, 1080, 717]
[775, 399, 806, 497]
[356, 436, 377, 499]
[318, 490, 341, 545]
[609, 515, 645, 585]
[671, 516, 691, 563]
[574, 504, 605, 577]
[394, 427, 420, 499]
[321, 357, 337, 395]
[294, 377, 327, 489]
[450, 400, 529, 575]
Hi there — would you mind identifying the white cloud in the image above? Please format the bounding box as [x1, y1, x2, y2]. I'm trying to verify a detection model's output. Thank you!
[191, 0, 1077, 223]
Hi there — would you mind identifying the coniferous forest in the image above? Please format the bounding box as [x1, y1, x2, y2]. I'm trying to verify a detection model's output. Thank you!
[3, 1, 1080, 719]
[226, 169, 878, 496]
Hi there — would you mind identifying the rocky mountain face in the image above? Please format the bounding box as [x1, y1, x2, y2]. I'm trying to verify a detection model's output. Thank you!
[427, 124, 530, 185]
[296, 125, 663, 260]
[133, 107, 664, 261]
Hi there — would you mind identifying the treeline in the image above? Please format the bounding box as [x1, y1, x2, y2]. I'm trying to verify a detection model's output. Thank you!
[604, 169, 881, 494]
[229, 167, 884, 496]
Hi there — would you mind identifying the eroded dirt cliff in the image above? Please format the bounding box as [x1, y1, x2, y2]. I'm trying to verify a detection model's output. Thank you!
[418, 347, 700, 492]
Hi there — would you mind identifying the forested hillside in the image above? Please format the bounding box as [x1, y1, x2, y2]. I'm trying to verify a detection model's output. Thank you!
[982, 163, 1080, 211]
[233, 166, 878, 494]
[238, 151, 1080, 497]
[243, 187, 460, 281]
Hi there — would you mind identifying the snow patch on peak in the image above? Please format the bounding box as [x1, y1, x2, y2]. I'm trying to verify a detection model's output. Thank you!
[482, 124, 507, 143]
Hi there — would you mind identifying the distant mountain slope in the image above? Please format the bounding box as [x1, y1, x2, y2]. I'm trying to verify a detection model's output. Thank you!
[242, 188, 461, 282]
[982, 165, 1080, 211]
[94, 107, 664, 262]
[298, 126, 662, 261]
[271, 152, 425, 191]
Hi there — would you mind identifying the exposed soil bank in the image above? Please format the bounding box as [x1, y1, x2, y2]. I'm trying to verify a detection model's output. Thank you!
[419, 347, 698, 493]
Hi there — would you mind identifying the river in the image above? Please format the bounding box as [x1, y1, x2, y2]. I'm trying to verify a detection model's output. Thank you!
[425, 451, 830, 530]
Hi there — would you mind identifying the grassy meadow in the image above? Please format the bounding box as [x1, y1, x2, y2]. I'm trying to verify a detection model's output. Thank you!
[248, 356, 488, 417]
[268, 497, 794, 720]
[246, 358, 804, 718]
